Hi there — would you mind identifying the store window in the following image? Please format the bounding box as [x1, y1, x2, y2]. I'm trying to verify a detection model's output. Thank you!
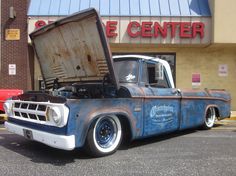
[113, 53, 176, 84]
[155, 54, 176, 84]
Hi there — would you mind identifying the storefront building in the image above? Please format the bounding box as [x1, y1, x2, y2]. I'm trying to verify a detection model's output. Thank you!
[27, 0, 236, 110]
[0, 0, 30, 90]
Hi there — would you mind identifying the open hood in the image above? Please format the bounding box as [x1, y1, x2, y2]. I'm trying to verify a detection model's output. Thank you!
[30, 8, 118, 89]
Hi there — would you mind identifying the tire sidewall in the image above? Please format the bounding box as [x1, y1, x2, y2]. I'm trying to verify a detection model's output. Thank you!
[86, 115, 122, 157]
[204, 107, 216, 129]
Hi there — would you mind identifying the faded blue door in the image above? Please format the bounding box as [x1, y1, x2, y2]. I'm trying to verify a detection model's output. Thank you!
[143, 88, 181, 136]
[140, 60, 181, 136]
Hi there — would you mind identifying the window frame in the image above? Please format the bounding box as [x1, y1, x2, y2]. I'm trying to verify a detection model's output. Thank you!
[113, 53, 176, 85]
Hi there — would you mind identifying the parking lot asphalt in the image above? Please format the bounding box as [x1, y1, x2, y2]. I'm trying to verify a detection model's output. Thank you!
[0, 120, 236, 176]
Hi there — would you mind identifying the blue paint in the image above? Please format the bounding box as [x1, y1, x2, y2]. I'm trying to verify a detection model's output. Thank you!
[80, 0, 90, 11]
[198, 0, 211, 16]
[65, 98, 143, 147]
[100, 0, 110, 16]
[140, 0, 150, 16]
[90, 0, 100, 12]
[69, 0, 80, 14]
[169, 0, 181, 16]
[95, 118, 115, 147]
[120, 0, 130, 16]
[159, 0, 171, 16]
[179, 0, 191, 16]
[130, 0, 140, 16]
[149, 0, 161, 16]
[189, 0, 201, 16]
[28, 0, 41, 16]
[28, 0, 211, 17]
[38, 0, 51, 16]
[110, 0, 120, 16]
[48, 0, 61, 16]
[59, 0, 70, 15]
[62, 79, 231, 148]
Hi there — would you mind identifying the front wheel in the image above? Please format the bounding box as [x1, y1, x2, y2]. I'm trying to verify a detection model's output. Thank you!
[85, 115, 122, 157]
[202, 107, 216, 129]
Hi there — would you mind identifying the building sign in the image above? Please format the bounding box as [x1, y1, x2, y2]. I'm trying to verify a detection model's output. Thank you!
[192, 73, 201, 88]
[8, 64, 16, 75]
[33, 20, 204, 39]
[5, 29, 20, 40]
[28, 17, 211, 44]
[126, 21, 204, 39]
[218, 64, 228, 77]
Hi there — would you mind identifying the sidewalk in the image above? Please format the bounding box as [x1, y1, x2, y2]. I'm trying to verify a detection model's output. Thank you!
[227, 111, 236, 120]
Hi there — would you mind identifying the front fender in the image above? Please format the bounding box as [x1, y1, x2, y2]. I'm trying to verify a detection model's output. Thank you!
[82, 109, 135, 147]
[66, 98, 143, 148]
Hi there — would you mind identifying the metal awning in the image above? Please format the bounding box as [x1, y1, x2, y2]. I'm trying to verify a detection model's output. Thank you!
[28, 0, 211, 17]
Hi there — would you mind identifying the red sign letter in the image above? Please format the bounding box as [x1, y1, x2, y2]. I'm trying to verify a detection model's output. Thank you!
[35, 20, 47, 29]
[127, 21, 141, 38]
[192, 22, 204, 38]
[180, 22, 192, 38]
[106, 21, 118, 38]
[153, 22, 167, 38]
[141, 22, 153, 37]
[168, 22, 179, 38]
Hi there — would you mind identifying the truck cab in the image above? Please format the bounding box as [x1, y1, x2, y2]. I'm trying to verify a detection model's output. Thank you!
[113, 55, 175, 89]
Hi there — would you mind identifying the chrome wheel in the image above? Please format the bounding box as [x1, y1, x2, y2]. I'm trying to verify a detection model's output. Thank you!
[204, 107, 216, 129]
[85, 115, 122, 157]
[93, 115, 121, 153]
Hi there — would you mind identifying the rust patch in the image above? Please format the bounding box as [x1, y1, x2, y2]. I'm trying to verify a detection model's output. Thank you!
[76, 65, 81, 70]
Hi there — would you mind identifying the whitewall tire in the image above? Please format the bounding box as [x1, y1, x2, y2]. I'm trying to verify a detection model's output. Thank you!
[85, 115, 122, 157]
[203, 107, 216, 129]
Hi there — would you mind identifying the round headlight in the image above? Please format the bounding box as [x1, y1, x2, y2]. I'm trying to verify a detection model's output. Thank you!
[48, 107, 62, 124]
[3, 102, 12, 115]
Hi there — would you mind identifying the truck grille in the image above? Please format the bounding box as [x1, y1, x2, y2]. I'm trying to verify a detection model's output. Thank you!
[13, 102, 48, 122]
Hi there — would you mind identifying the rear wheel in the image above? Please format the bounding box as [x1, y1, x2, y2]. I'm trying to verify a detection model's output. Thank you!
[85, 115, 122, 157]
[202, 107, 216, 129]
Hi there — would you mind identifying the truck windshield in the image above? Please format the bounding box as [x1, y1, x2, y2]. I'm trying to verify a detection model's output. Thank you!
[114, 60, 138, 83]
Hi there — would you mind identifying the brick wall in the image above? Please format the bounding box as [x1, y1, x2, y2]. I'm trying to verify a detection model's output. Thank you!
[0, 0, 29, 90]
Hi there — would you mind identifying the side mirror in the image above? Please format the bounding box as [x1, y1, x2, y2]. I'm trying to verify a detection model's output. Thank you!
[155, 63, 164, 80]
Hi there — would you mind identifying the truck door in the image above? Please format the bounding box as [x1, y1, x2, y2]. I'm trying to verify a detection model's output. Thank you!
[141, 61, 181, 136]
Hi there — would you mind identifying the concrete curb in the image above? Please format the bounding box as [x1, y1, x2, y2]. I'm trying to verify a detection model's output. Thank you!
[226, 111, 236, 120]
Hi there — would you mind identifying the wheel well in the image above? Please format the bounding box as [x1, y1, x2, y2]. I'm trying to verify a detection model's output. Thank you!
[86, 114, 132, 143]
[206, 106, 219, 117]
[117, 115, 132, 144]
[214, 107, 220, 118]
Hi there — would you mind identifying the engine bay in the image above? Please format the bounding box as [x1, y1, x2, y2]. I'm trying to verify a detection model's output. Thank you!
[52, 83, 117, 99]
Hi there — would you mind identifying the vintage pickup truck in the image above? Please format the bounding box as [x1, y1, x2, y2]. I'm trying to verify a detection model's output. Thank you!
[4, 9, 231, 157]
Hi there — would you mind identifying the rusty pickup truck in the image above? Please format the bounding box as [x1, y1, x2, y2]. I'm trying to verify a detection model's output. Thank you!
[4, 9, 231, 157]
